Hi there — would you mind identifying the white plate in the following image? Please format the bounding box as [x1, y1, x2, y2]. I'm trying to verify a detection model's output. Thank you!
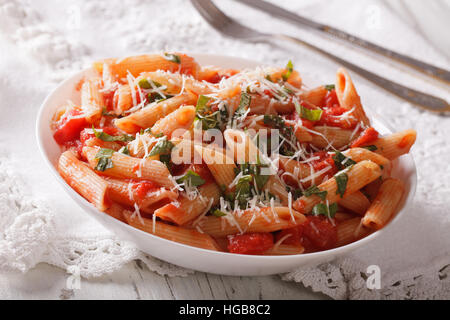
[36, 54, 417, 276]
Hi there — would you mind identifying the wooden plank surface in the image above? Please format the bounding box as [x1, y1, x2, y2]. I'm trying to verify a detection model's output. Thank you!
[0, 262, 328, 300]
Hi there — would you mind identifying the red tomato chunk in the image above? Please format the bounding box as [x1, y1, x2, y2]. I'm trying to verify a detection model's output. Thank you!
[53, 109, 88, 145]
[227, 232, 274, 255]
[351, 127, 379, 148]
[303, 216, 337, 251]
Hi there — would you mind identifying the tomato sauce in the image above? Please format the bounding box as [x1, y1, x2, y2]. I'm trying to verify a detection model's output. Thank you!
[276, 216, 337, 252]
[131, 180, 159, 200]
[310, 151, 336, 173]
[227, 232, 274, 255]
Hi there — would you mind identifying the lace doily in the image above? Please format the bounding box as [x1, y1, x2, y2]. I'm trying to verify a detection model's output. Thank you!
[0, 0, 449, 299]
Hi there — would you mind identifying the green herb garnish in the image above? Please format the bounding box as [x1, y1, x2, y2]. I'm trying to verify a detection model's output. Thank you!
[312, 202, 338, 218]
[362, 145, 378, 152]
[282, 60, 294, 81]
[195, 95, 228, 130]
[303, 185, 328, 200]
[294, 100, 322, 121]
[163, 53, 181, 64]
[94, 148, 114, 171]
[212, 209, 227, 217]
[176, 170, 205, 187]
[92, 127, 134, 143]
[333, 151, 357, 171]
[118, 146, 130, 155]
[335, 172, 348, 198]
[148, 136, 174, 158]
[324, 84, 335, 91]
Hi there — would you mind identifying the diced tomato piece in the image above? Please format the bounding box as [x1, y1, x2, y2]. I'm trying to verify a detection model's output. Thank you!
[103, 89, 115, 112]
[275, 226, 304, 246]
[310, 151, 336, 172]
[323, 89, 339, 108]
[227, 233, 274, 255]
[302, 216, 337, 251]
[53, 109, 88, 145]
[351, 127, 379, 148]
[132, 180, 159, 200]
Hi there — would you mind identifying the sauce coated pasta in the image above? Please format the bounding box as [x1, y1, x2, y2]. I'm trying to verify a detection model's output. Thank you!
[52, 52, 416, 255]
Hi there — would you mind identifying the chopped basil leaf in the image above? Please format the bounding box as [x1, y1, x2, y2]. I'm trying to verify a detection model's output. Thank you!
[118, 146, 130, 155]
[138, 78, 162, 89]
[294, 100, 322, 121]
[304, 185, 328, 200]
[212, 209, 227, 217]
[92, 127, 134, 142]
[282, 60, 294, 81]
[195, 95, 228, 130]
[333, 151, 357, 171]
[94, 148, 114, 171]
[234, 91, 251, 118]
[363, 145, 378, 152]
[265, 74, 273, 82]
[176, 170, 205, 187]
[235, 175, 253, 209]
[263, 114, 297, 156]
[335, 172, 348, 198]
[163, 53, 181, 64]
[324, 84, 335, 91]
[148, 136, 174, 157]
[101, 107, 117, 117]
[291, 188, 303, 200]
[312, 202, 338, 218]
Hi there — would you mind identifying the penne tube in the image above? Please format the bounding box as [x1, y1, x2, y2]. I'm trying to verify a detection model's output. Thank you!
[193, 144, 237, 190]
[310, 126, 354, 149]
[93, 53, 201, 80]
[105, 177, 178, 214]
[82, 146, 175, 188]
[344, 147, 390, 166]
[81, 78, 104, 124]
[84, 137, 123, 151]
[154, 183, 221, 225]
[115, 92, 197, 133]
[123, 211, 220, 251]
[336, 217, 371, 247]
[334, 212, 357, 222]
[58, 151, 109, 211]
[338, 191, 371, 215]
[267, 175, 289, 205]
[150, 105, 196, 139]
[278, 156, 328, 187]
[138, 71, 212, 96]
[335, 68, 370, 126]
[300, 86, 328, 106]
[198, 207, 306, 237]
[293, 160, 382, 214]
[371, 130, 417, 160]
[104, 202, 127, 223]
[264, 244, 304, 255]
[113, 84, 133, 115]
[362, 178, 405, 230]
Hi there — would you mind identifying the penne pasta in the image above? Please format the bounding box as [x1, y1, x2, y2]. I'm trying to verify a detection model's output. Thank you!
[123, 211, 220, 251]
[198, 207, 306, 237]
[58, 150, 109, 211]
[82, 146, 175, 188]
[335, 68, 370, 126]
[114, 92, 197, 133]
[310, 126, 354, 149]
[362, 178, 405, 230]
[336, 217, 371, 247]
[264, 244, 304, 255]
[150, 105, 196, 139]
[154, 182, 221, 225]
[293, 160, 382, 214]
[371, 130, 417, 160]
[81, 78, 104, 124]
[338, 191, 371, 215]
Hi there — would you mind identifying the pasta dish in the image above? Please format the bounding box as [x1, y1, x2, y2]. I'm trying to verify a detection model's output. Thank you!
[52, 52, 416, 255]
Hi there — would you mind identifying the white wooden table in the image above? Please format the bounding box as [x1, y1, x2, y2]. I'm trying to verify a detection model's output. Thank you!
[0, 262, 328, 300]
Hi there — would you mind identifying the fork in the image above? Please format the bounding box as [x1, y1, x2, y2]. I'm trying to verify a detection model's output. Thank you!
[191, 0, 450, 112]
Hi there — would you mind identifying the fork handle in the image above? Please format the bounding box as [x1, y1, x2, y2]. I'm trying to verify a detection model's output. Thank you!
[277, 34, 450, 112]
[239, 0, 450, 83]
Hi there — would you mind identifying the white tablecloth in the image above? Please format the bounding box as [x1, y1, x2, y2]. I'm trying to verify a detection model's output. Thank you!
[0, 0, 449, 299]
